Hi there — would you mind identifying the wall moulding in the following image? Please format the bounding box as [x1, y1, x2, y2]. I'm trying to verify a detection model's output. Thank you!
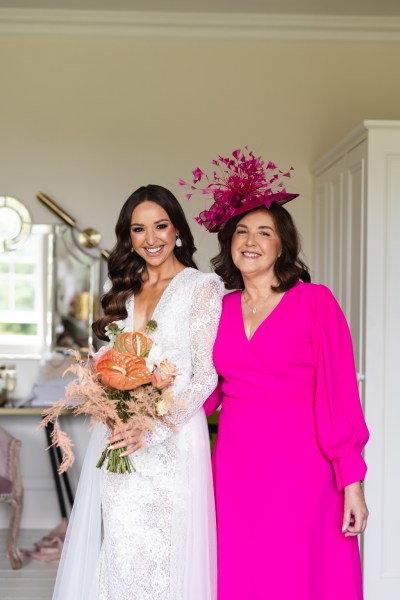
[1, 8, 400, 42]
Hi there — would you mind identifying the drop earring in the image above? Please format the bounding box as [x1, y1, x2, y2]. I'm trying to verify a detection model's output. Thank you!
[131, 247, 135, 253]
[175, 232, 182, 248]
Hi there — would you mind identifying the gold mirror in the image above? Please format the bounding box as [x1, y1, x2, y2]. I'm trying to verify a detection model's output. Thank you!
[0, 223, 101, 358]
[0, 196, 32, 253]
[51, 224, 101, 353]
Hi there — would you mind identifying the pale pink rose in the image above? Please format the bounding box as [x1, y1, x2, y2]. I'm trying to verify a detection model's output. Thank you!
[158, 359, 180, 379]
[92, 345, 110, 364]
[151, 367, 173, 391]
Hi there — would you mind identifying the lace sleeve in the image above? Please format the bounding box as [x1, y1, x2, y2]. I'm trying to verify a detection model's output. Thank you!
[145, 275, 224, 447]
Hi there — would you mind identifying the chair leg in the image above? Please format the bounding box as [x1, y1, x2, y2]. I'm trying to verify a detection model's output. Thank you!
[7, 494, 23, 569]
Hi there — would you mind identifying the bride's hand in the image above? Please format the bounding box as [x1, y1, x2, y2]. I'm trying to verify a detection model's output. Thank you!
[107, 423, 144, 456]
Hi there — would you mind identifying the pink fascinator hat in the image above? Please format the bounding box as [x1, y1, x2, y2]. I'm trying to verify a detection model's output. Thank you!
[179, 146, 298, 232]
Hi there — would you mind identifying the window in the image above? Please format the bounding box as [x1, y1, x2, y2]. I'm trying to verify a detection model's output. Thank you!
[0, 225, 52, 356]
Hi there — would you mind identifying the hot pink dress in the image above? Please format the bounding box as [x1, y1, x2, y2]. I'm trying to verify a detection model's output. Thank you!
[204, 282, 369, 600]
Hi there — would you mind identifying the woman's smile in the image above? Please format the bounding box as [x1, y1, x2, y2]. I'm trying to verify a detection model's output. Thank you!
[144, 245, 164, 256]
[241, 250, 262, 259]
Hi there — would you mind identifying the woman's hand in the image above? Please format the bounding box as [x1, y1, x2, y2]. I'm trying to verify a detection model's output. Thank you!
[342, 482, 369, 536]
[107, 423, 144, 456]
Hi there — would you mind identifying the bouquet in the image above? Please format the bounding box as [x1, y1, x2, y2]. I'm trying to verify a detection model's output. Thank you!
[40, 321, 179, 474]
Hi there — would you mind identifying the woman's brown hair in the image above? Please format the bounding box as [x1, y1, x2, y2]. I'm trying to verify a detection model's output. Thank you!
[211, 203, 310, 291]
[93, 185, 197, 341]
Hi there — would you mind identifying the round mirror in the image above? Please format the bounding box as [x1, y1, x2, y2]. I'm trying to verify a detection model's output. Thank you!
[0, 196, 32, 252]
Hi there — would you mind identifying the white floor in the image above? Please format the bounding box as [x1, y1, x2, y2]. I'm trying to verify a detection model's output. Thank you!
[0, 530, 58, 600]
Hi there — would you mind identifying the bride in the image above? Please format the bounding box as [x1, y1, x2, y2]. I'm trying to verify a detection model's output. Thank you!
[52, 184, 223, 600]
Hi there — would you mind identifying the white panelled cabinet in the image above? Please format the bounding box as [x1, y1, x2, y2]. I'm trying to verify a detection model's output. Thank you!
[313, 121, 400, 600]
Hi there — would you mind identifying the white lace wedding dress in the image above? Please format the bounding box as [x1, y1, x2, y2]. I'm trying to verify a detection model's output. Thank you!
[52, 268, 223, 600]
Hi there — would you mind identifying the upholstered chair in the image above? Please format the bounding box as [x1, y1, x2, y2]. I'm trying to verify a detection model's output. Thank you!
[0, 426, 23, 569]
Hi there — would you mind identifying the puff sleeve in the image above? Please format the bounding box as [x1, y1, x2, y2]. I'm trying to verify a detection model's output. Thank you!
[312, 285, 369, 491]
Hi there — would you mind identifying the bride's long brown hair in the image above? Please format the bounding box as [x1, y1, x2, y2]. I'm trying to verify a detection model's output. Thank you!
[92, 185, 197, 341]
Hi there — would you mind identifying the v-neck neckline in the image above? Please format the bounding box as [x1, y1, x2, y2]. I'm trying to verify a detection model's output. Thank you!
[238, 283, 295, 342]
[131, 267, 191, 332]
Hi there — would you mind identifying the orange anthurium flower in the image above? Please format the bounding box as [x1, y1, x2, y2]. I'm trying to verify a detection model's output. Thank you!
[113, 332, 153, 357]
[96, 349, 152, 390]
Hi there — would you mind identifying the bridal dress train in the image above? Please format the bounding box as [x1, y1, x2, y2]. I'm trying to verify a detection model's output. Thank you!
[52, 268, 223, 600]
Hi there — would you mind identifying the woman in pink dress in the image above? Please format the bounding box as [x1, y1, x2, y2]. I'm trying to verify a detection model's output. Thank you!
[182, 148, 369, 600]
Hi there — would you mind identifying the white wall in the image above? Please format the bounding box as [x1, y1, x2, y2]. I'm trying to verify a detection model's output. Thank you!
[1, 37, 400, 268]
[1, 31, 400, 528]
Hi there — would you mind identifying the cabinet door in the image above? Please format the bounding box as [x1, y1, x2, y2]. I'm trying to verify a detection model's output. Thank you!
[314, 156, 344, 303]
[314, 143, 367, 395]
[343, 141, 367, 401]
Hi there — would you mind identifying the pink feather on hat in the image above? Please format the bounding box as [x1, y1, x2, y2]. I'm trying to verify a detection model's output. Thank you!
[179, 146, 298, 232]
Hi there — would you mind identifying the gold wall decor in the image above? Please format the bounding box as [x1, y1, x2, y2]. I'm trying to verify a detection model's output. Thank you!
[36, 192, 110, 260]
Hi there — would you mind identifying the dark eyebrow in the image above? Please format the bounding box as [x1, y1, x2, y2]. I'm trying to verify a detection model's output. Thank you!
[236, 224, 274, 231]
[130, 219, 170, 226]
